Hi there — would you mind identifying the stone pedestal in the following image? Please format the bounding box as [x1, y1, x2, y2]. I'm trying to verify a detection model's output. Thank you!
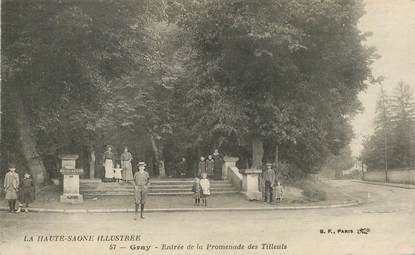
[59, 155, 84, 204]
[240, 168, 262, 200]
[222, 156, 239, 179]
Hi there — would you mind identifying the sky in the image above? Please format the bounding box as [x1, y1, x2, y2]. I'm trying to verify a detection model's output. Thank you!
[351, 0, 415, 156]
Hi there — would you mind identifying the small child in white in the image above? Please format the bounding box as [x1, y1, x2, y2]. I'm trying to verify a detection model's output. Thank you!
[275, 181, 284, 202]
[199, 172, 210, 207]
[114, 163, 123, 183]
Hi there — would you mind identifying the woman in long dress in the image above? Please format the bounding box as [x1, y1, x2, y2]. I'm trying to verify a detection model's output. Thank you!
[212, 149, 223, 180]
[121, 147, 134, 182]
[103, 146, 115, 182]
[198, 156, 206, 177]
[205, 155, 214, 178]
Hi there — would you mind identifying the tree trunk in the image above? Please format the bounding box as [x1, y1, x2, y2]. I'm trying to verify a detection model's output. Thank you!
[274, 144, 279, 169]
[89, 148, 95, 179]
[251, 137, 264, 169]
[150, 134, 165, 177]
[13, 90, 47, 186]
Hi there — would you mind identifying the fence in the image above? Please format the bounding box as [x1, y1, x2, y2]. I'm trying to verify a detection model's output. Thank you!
[363, 168, 415, 185]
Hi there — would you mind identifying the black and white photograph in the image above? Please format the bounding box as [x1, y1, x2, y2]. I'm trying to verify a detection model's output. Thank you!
[0, 0, 414, 254]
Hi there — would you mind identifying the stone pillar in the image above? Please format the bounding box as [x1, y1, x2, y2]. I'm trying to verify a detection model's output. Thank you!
[59, 154, 84, 204]
[222, 156, 239, 180]
[240, 168, 262, 200]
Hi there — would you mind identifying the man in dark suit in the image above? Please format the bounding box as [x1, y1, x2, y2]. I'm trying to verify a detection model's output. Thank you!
[263, 163, 276, 203]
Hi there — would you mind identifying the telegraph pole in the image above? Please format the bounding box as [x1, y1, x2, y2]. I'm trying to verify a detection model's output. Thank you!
[380, 85, 389, 183]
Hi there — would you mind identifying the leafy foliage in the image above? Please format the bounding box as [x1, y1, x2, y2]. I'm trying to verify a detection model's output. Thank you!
[2, 0, 375, 178]
[170, 0, 374, 172]
[361, 81, 415, 169]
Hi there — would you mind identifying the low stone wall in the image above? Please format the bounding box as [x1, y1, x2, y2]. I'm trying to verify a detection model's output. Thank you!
[227, 166, 242, 191]
[363, 168, 415, 185]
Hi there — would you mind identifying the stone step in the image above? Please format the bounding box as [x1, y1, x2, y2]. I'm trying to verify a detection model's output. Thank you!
[83, 190, 239, 197]
[80, 178, 239, 197]
[149, 188, 236, 193]
[80, 183, 233, 189]
[80, 186, 235, 192]
[80, 179, 231, 185]
[149, 183, 233, 188]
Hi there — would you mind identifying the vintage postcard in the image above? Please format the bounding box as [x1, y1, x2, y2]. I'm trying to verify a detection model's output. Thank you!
[1, 0, 414, 254]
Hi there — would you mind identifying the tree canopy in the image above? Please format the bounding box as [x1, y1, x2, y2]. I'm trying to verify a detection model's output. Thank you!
[1, 0, 376, 183]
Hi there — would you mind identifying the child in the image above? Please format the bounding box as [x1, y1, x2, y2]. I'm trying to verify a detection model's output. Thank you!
[192, 177, 201, 206]
[114, 163, 123, 183]
[20, 173, 35, 212]
[275, 181, 284, 202]
[199, 172, 210, 207]
[4, 163, 19, 213]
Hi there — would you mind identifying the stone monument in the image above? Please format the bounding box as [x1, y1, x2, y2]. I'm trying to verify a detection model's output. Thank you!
[222, 156, 239, 179]
[59, 154, 84, 203]
[240, 168, 262, 200]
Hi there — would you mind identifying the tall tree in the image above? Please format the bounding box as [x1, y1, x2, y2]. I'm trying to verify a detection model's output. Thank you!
[170, 0, 375, 174]
[1, 0, 162, 183]
[390, 81, 415, 167]
[361, 81, 415, 170]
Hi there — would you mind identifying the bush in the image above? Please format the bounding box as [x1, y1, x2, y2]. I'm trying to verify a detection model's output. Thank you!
[298, 180, 327, 201]
[342, 169, 362, 179]
[276, 161, 307, 183]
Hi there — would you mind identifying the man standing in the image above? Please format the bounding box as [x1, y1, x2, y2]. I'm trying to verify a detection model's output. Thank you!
[263, 163, 276, 203]
[4, 163, 19, 212]
[133, 162, 150, 220]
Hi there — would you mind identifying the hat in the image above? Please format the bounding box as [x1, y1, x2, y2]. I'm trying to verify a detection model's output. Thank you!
[8, 162, 16, 168]
[137, 162, 147, 167]
[24, 173, 31, 178]
[266, 163, 273, 167]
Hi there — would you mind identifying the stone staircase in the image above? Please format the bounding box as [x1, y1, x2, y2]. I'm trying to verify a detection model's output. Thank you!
[80, 178, 239, 197]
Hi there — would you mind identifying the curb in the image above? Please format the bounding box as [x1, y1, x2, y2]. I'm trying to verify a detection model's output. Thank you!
[0, 200, 360, 214]
[352, 180, 415, 189]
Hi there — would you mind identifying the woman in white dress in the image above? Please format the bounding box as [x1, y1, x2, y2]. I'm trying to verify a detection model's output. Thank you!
[103, 146, 115, 182]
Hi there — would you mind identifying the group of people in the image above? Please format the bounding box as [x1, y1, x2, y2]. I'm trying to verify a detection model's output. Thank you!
[3, 163, 35, 213]
[103, 146, 134, 182]
[192, 173, 210, 207]
[197, 149, 223, 180]
[262, 163, 284, 203]
[188, 149, 224, 207]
